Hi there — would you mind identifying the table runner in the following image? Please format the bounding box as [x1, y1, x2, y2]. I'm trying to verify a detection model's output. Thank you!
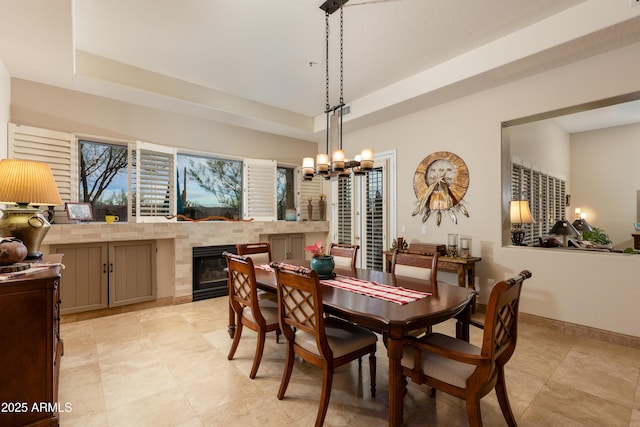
[257, 264, 430, 305]
[320, 275, 430, 305]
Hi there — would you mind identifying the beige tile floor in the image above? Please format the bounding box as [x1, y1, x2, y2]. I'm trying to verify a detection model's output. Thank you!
[59, 296, 640, 426]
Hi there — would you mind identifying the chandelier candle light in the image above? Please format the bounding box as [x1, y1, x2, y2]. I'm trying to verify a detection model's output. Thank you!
[302, 0, 374, 181]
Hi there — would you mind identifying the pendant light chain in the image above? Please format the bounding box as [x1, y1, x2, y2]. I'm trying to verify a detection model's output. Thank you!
[325, 11, 330, 154]
[339, 6, 344, 106]
[325, 11, 330, 113]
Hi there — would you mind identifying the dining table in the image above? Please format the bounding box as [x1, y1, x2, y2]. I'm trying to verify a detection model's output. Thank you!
[227, 261, 477, 427]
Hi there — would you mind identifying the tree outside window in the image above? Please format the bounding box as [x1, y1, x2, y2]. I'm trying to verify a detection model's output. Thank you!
[79, 140, 128, 221]
[176, 154, 242, 220]
[277, 167, 295, 220]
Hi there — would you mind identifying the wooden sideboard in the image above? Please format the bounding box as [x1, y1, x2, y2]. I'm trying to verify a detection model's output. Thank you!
[0, 255, 63, 427]
[383, 251, 481, 289]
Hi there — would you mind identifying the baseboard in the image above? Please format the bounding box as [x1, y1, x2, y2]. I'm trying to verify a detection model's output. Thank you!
[476, 303, 640, 349]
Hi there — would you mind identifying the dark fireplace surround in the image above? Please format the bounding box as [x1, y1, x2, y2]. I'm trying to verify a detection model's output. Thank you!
[192, 245, 236, 301]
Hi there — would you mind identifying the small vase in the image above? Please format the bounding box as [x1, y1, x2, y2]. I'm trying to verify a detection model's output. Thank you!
[310, 255, 335, 279]
[307, 199, 313, 221]
[319, 195, 326, 221]
[0, 237, 28, 265]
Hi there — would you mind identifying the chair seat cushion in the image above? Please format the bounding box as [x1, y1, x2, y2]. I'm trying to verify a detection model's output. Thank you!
[402, 333, 480, 388]
[296, 317, 377, 358]
[242, 298, 279, 326]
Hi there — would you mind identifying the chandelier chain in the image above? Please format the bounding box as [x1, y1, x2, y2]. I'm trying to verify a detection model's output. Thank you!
[325, 11, 330, 112]
[340, 6, 344, 104]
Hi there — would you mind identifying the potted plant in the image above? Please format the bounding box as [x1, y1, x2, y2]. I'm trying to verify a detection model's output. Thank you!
[582, 227, 612, 246]
[305, 240, 335, 279]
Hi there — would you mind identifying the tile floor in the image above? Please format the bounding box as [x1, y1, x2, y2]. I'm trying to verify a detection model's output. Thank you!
[59, 296, 640, 426]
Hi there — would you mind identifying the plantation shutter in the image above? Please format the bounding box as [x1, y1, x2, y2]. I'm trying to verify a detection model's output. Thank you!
[511, 156, 566, 245]
[243, 159, 277, 221]
[365, 168, 384, 270]
[8, 123, 77, 223]
[8, 123, 77, 203]
[296, 170, 323, 221]
[335, 176, 353, 244]
[130, 141, 176, 223]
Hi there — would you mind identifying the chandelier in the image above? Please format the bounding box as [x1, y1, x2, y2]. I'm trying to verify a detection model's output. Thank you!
[302, 0, 374, 181]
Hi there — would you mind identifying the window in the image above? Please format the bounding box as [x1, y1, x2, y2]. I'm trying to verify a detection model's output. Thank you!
[9, 123, 281, 223]
[511, 159, 566, 245]
[79, 140, 129, 221]
[176, 153, 242, 220]
[277, 166, 295, 220]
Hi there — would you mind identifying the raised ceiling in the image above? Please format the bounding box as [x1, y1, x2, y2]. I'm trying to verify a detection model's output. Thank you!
[0, 0, 639, 141]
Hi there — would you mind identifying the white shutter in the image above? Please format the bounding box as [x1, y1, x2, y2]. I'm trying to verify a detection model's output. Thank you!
[8, 123, 77, 205]
[132, 141, 176, 223]
[296, 169, 323, 221]
[511, 156, 566, 244]
[243, 159, 277, 221]
[336, 176, 353, 242]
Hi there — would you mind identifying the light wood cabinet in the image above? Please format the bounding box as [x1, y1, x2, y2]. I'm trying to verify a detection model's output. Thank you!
[269, 234, 305, 261]
[51, 240, 156, 314]
[109, 241, 156, 307]
[0, 255, 63, 426]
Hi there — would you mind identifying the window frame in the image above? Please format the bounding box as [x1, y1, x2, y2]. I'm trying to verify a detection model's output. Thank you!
[8, 123, 287, 224]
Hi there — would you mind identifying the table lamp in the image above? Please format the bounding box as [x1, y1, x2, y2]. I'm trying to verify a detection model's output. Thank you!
[549, 219, 578, 247]
[572, 217, 592, 240]
[509, 200, 534, 246]
[0, 159, 62, 259]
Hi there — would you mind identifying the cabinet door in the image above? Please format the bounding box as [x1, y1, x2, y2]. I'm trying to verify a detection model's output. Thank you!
[109, 240, 157, 307]
[269, 235, 289, 261]
[289, 234, 305, 260]
[269, 234, 305, 261]
[52, 243, 108, 314]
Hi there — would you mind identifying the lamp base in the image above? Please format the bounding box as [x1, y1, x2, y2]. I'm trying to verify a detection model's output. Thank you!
[0, 205, 51, 259]
[511, 228, 525, 246]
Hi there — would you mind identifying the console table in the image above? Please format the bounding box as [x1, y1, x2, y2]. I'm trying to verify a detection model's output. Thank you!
[0, 254, 63, 427]
[383, 251, 481, 290]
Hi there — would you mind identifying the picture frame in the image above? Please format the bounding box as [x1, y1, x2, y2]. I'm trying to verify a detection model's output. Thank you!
[66, 202, 94, 221]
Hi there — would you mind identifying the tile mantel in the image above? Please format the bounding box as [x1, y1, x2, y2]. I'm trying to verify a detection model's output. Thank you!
[41, 220, 329, 301]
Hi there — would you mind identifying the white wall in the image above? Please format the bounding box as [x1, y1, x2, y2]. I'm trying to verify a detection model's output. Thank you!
[9, 79, 318, 167]
[506, 119, 571, 183]
[0, 59, 9, 159]
[341, 41, 640, 338]
[570, 122, 640, 249]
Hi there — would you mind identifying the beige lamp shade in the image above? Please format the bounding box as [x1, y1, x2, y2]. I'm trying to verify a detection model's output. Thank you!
[509, 200, 534, 225]
[0, 159, 62, 206]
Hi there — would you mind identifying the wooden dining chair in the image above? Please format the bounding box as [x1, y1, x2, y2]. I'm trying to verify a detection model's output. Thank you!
[328, 243, 359, 269]
[391, 250, 439, 337]
[224, 252, 280, 379]
[236, 242, 272, 266]
[272, 262, 377, 427]
[390, 249, 438, 283]
[401, 270, 532, 427]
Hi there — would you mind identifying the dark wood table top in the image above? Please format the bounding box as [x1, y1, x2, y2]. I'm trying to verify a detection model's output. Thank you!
[255, 262, 476, 338]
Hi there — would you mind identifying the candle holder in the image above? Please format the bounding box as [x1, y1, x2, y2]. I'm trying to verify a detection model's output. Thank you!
[447, 233, 458, 257]
[460, 237, 471, 259]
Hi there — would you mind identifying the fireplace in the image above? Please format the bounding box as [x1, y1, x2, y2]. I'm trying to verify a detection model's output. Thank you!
[192, 245, 236, 301]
